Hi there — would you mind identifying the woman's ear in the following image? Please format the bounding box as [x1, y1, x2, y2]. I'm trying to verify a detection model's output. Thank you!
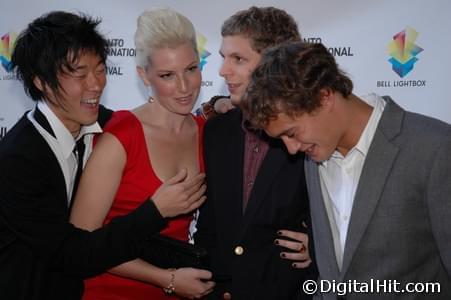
[136, 66, 151, 86]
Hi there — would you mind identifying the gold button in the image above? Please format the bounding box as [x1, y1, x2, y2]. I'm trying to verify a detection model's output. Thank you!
[234, 246, 244, 255]
[223, 292, 232, 299]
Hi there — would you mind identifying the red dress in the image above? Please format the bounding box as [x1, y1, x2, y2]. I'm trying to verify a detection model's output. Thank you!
[82, 110, 205, 300]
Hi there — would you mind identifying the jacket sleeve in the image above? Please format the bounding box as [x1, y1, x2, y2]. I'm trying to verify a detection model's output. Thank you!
[426, 132, 451, 277]
[193, 120, 218, 268]
[0, 146, 166, 278]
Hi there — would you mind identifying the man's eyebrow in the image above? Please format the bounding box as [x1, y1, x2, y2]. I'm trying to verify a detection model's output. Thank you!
[72, 59, 104, 71]
[268, 127, 291, 139]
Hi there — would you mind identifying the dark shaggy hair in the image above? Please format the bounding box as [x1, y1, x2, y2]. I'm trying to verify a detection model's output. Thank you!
[242, 42, 353, 127]
[221, 6, 301, 53]
[11, 11, 109, 103]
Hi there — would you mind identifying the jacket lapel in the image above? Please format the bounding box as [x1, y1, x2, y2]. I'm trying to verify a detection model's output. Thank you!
[241, 139, 287, 228]
[34, 108, 56, 138]
[214, 109, 245, 236]
[340, 97, 403, 276]
[30, 110, 70, 210]
[306, 158, 341, 279]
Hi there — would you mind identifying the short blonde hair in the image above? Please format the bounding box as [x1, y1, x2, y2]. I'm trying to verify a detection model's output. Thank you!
[134, 8, 198, 67]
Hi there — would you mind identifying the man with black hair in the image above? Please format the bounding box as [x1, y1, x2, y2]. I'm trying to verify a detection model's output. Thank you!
[0, 11, 206, 300]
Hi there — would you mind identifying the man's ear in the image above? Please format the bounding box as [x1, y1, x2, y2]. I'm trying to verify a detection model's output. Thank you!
[319, 88, 335, 111]
[136, 66, 151, 86]
[33, 76, 44, 92]
[33, 76, 59, 106]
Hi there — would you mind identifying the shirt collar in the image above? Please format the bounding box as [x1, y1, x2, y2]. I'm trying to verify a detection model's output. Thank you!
[354, 93, 386, 156]
[241, 118, 256, 134]
[323, 93, 386, 164]
[241, 118, 272, 143]
[37, 101, 102, 159]
[78, 120, 102, 140]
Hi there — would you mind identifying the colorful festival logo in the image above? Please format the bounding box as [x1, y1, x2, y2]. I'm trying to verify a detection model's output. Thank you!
[0, 32, 17, 73]
[197, 32, 210, 71]
[387, 26, 423, 78]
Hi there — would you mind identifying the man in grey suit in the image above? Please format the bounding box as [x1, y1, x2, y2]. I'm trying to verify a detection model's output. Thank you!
[242, 41, 451, 299]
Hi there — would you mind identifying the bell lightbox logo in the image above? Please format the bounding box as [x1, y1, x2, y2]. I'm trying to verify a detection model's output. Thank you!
[197, 32, 211, 71]
[387, 26, 423, 78]
[0, 32, 17, 73]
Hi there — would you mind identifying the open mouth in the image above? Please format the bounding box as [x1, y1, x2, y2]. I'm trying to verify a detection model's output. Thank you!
[227, 83, 241, 93]
[81, 98, 99, 108]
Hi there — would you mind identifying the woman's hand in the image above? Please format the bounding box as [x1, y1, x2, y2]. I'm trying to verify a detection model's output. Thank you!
[169, 267, 215, 299]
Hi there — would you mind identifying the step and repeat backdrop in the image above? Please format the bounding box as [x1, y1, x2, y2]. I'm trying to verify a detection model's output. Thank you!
[1, 0, 450, 139]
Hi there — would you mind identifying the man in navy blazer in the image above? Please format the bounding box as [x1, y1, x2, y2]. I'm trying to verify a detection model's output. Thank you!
[195, 7, 316, 300]
[0, 11, 206, 300]
[243, 41, 451, 299]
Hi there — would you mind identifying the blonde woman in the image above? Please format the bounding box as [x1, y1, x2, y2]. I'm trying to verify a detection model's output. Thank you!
[70, 8, 214, 299]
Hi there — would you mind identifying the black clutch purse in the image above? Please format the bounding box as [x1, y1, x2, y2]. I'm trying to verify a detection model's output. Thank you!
[140, 234, 210, 270]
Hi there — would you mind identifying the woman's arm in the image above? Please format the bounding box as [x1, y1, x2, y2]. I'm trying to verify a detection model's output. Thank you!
[70, 132, 124, 229]
[108, 260, 215, 298]
[69, 132, 214, 297]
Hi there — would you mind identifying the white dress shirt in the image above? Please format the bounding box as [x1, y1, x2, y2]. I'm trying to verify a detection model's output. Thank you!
[28, 101, 102, 205]
[318, 93, 386, 269]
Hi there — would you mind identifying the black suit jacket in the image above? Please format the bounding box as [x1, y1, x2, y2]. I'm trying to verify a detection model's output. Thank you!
[0, 105, 166, 300]
[195, 109, 317, 300]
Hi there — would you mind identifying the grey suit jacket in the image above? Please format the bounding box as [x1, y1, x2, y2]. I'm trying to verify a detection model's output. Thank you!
[307, 97, 451, 299]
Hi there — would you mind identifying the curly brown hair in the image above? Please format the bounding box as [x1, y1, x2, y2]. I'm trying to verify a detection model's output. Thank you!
[221, 6, 301, 53]
[242, 41, 353, 127]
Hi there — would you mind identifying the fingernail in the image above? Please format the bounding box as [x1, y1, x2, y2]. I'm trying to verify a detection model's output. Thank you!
[280, 253, 286, 258]
[277, 231, 282, 235]
[292, 263, 297, 268]
[274, 240, 279, 245]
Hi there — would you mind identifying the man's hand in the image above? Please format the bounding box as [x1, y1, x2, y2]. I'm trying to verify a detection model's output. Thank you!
[214, 97, 234, 114]
[151, 169, 206, 218]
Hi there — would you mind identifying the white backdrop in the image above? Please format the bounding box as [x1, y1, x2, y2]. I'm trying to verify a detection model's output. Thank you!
[1, 0, 450, 139]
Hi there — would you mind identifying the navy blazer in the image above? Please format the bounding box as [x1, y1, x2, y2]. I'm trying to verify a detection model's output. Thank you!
[195, 108, 317, 300]
[0, 105, 166, 300]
